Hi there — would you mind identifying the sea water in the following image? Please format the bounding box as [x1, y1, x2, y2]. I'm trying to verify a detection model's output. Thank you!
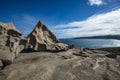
[60, 39, 120, 49]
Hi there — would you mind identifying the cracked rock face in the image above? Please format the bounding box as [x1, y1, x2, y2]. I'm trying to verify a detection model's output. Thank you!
[26, 21, 68, 51]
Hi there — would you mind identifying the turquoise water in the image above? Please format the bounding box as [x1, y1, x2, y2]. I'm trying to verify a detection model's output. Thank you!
[60, 39, 120, 49]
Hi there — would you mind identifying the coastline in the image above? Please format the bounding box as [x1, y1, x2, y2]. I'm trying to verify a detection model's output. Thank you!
[98, 47, 120, 55]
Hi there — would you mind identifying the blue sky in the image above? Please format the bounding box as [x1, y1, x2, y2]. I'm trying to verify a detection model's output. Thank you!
[0, 0, 120, 38]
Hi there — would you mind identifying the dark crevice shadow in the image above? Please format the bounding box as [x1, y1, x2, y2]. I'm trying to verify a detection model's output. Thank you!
[20, 45, 74, 53]
[105, 53, 117, 59]
[1, 59, 12, 70]
[20, 48, 68, 53]
[20, 48, 37, 53]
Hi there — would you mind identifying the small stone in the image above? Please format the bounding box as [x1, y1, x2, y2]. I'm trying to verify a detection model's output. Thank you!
[61, 55, 74, 59]
[80, 53, 89, 57]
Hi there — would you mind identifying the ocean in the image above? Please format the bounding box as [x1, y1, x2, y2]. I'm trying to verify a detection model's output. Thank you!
[60, 39, 120, 49]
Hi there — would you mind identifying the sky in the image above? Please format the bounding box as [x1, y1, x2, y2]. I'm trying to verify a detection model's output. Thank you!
[0, 0, 120, 38]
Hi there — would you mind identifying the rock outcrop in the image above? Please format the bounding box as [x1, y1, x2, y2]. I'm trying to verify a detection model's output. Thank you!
[0, 22, 25, 65]
[26, 21, 68, 51]
[0, 21, 68, 68]
[0, 22, 22, 36]
[0, 21, 120, 80]
[0, 48, 119, 80]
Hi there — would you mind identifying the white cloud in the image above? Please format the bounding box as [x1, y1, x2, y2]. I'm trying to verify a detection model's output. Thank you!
[88, 0, 106, 6]
[53, 8, 120, 38]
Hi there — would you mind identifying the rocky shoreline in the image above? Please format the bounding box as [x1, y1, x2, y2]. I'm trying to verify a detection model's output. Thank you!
[0, 21, 120, 80]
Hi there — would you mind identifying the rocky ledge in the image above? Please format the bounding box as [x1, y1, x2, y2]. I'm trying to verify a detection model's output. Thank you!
[0, 21, 120, 80]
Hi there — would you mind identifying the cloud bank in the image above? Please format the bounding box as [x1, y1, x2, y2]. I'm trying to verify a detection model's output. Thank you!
[53, 8, 120, 38]
[88, 0, 105, 6]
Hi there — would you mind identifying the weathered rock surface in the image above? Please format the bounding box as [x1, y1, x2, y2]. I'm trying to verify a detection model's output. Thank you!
[0, 22, 22, 36]
[26, 21, 68, 51]
[0, 21, 68, 66]
[0, 48, 119, 80]
[0, 21, 120, 80]
[0, 22, 25, 64]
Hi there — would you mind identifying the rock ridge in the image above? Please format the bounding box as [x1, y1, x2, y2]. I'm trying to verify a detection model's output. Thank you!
[26, 21, 68, 51]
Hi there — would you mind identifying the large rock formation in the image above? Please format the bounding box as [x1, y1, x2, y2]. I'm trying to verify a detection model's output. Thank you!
[26, 21, 68, 51]
[0, 21, 68, 68]
[0, 22, 25, 64]
[0, 21, 119, 80]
